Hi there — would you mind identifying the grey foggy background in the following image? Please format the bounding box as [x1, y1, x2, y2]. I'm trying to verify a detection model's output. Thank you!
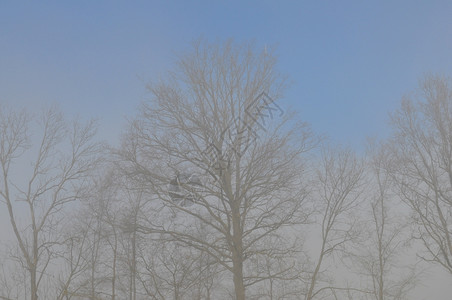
[1, 1, 452, 299]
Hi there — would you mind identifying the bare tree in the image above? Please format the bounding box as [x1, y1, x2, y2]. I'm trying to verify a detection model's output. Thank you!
[96, 173, 122, 300]
[0, 106, 102, 300]
[120, 190, 144, 300]
[245, 236, 305, 300]
[61, 169, 129, 300]
[346, 144, 417, 300]
[387, 75, 452, 275]
[0, 254, 26, 300]
[55, 218, 92, 300]
[137, 237, 222, 300]
[118, 40, 317, 300]
[304, 147, 365, 300]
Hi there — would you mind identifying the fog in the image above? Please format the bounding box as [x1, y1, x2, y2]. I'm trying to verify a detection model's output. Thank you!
[2, 2, 452, 300]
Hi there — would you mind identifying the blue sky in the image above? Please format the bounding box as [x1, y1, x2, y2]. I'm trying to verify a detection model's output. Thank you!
[1, 1, 452, 148]
[1, 2, 452, 298]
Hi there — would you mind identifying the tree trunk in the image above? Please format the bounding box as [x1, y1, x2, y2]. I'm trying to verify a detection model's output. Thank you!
[231, 206, 245, 300]
[30, 268, 38, 300]
[31, 230, 38, 300]
[306, 239, 326, 300]
[112, 237, 117, 300]
[232, 255, 245, 300]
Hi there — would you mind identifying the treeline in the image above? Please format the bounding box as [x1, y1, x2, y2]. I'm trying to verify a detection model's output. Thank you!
[0, 41, 451, 300]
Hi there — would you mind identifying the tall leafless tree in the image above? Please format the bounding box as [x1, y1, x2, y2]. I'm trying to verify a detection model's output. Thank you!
[55, 220, 91, 300]
[63, 169, 130, 300]
[137, 237, 222, 300]
[0, 106, 102, 300]
[387, 75, 452, 275]
[304, 147, 365, 300]
[345, 144, 417, 300]
[117, 40, 318, 300]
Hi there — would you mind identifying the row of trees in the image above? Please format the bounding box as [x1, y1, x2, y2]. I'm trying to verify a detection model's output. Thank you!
[0, 41, 451, 299]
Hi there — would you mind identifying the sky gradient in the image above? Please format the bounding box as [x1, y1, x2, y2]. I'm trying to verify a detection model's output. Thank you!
[2, 1, 452, 148]
[1, 2, 452, 298]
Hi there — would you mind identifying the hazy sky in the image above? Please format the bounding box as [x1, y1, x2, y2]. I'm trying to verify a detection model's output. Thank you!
[2, 1, 452, 148]
[1, 2, 452, 298]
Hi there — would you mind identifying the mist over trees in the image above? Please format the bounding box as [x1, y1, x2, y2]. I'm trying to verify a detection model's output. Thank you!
[0, 41, 451, 299]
